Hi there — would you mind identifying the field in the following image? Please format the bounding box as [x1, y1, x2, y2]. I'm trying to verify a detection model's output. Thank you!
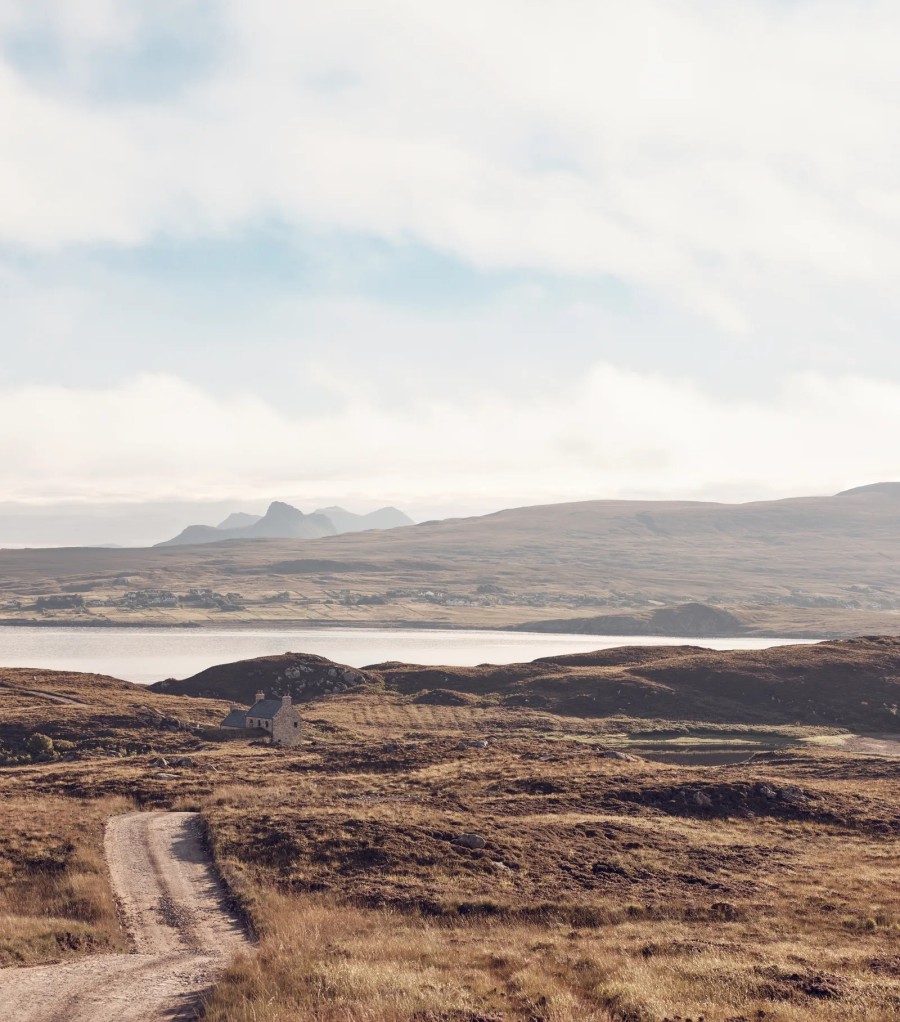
[3, 489, 900, 636]
[0, 645, 899, 1020]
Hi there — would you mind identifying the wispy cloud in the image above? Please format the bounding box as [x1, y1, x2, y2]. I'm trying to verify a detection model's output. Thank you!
[2, 2, 900, 324]
[1, 368, 897, 509]
[1, 2, 900, 510]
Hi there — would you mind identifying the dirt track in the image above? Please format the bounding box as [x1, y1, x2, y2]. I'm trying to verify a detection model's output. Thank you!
[0, 811, 249, 1021]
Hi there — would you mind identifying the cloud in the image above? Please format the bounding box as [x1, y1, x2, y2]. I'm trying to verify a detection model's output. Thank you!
[3, 2, 900, 517]
[1, 2, 900, 331]
[3, 368, 898, 509]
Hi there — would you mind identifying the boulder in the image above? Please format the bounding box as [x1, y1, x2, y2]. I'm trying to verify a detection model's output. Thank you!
[778, 786, 808, 805]
[453, 833, 487, 850]
[457, 738, 489, 750]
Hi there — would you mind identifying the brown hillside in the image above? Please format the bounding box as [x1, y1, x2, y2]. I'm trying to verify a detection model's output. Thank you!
[4, 488, 900, 633]
[0, 669, 231, 757]
[156, 636, 900, 730]
[151, 653, 375, 704]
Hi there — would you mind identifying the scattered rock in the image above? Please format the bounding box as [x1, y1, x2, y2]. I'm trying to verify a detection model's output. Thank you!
[153, 772, 178, 780]
[453, 833, 486, 850]
[457, 738, 489, 750]
[778, 786, 808, 805]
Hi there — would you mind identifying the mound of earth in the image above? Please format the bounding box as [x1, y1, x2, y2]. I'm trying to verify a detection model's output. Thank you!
[151, 653, 376, 704]
[514, 602, 747, 637]
[411, 689, 482, 706]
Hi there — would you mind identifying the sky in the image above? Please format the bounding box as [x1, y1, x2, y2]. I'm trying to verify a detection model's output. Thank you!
[3, 0, 900, 544]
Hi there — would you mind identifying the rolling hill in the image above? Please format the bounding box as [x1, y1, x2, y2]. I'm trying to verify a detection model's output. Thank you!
[151, 635, 900, 731]
[2, 486, 900, 634]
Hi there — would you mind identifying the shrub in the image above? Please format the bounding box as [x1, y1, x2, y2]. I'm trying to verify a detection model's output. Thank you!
[25, 733, 55, 761]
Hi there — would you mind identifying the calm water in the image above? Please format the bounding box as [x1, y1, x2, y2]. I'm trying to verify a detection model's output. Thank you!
[0, 626, 809, 684]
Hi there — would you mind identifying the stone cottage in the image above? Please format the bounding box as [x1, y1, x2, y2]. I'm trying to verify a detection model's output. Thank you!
[220, 690, 301, 747]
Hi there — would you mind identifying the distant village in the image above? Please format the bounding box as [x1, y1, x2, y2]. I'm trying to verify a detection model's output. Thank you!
[0, 580, 881, 621]
[1, 584, 624, 617]
[6, 588, 247, 614]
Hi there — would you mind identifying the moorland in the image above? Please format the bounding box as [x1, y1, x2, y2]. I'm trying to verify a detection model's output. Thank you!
[2, 486, 900, 637]
[1, 636, 899, 1020]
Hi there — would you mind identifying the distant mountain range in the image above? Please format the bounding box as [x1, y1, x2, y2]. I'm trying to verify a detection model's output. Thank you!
[7, 483, 900, 636]
[155, 501, 413, 547]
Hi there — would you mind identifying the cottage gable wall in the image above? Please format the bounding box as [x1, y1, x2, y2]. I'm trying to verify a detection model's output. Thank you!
[221, 692, 300, 746]
[271, 701, 301, 747]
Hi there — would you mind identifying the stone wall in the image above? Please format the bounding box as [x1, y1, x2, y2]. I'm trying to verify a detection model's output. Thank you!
[272, 705, 301, 747]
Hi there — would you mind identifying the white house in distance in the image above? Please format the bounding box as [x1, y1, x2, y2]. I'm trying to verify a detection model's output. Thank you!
[220, 690, 301, 747]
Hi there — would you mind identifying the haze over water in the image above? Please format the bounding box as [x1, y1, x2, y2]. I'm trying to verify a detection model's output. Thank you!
[0, 626, 810, 685]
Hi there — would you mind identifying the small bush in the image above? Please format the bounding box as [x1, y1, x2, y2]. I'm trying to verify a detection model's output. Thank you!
[25, 733, 56, 761]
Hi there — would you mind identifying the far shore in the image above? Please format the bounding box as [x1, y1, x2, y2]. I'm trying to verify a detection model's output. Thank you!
[0, 615, 835, 639]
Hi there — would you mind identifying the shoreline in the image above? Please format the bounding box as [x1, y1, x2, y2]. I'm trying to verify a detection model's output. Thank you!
[0, 616, 832, 640]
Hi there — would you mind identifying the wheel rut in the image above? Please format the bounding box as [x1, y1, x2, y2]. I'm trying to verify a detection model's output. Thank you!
[0, 811, 250, 1022]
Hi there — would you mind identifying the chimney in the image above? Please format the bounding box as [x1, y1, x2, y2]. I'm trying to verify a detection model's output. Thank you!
[255, 690, 265, 704]
[281, 694, 292, 707]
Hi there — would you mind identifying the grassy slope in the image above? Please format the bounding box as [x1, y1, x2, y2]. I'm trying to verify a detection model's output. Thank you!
[154, 635, 900, 732]
[0, 794, 131, 966]
[2, 657, 899, 1019]
[0, 670, 235, 965]
[199, 702, 900, 1022]
[3, 490, 900, 634]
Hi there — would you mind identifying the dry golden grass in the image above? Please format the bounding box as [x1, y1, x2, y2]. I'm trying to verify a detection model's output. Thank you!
[1, 666, 899, 1019]
[196, 693, 900, 1022]
[203, 892, 900, 1022]
[0, 794, 131, 965]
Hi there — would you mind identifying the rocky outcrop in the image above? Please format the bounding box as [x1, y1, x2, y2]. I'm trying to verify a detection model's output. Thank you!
[150, 652, 375, 704]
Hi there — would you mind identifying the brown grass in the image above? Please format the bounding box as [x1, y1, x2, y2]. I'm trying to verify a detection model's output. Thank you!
[196, 693, 900, 1022]
[0, 794, 131, 965]
[204, 892, 900, 1022]
[2, 665, 899, 1019]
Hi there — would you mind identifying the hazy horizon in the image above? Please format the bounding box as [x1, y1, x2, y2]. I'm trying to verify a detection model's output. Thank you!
[0, 480, 889, 549]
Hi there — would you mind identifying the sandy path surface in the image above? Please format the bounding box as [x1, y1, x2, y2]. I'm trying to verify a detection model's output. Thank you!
[0, 811, 250, 1021]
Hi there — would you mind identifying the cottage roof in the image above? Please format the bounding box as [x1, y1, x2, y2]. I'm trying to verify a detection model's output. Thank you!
[220, 708, 248, 728]
[247, 698, 285, 720]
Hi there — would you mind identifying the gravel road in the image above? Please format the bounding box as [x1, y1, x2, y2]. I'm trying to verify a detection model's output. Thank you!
[0, 811, 250, 1021]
